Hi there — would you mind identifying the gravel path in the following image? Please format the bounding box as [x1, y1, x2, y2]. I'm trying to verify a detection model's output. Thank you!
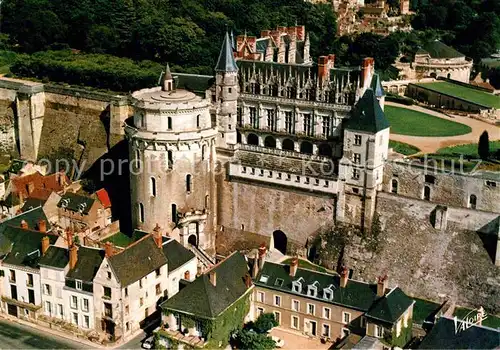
[387, 102, 500, 154]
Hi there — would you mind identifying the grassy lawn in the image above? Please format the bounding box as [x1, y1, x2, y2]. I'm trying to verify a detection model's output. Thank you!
[415, 81, 500, 109]
[437, 141, 500, 158]
[412, 298, 442, 326]
[389, 140, 421, 155]
[453, 307, 500, 329]
[102, 230, 148, 247]
[385, 105, 472, 136]
[281, 258, 328, 273]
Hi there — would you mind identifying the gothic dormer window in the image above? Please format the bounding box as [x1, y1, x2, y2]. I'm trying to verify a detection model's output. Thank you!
[323, 284, 335, 300]
[270, 84, 279, 97]
[307, 281, 320, 297]
[292, 277, 304, 293]
[305, 88, 315, 101]
[286, 87, 296, 99]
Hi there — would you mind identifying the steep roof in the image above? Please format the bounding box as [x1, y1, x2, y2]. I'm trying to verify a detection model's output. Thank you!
[0, 207, 51, 235]
[173, 73, 215, 95]
[254, 261, 379, 312]
[344, 88, 390, 133]
[1, 226, 57, 268]
[419, 316, 500, 349]
[21, 198, 46, 212]
[160, 252, 250, 319]
[66, 246, 105, 282]
[418, 40, 465, 59]
[108, 236, 168, 286]
[10, 172, 68, 199]
[370, 73, 385, 97]
[162, 238, 195, 272]
[57, 192, 95, 215]
[39, 246, 69, 269]
[215, 32, 238, 72]
[365, 287, 414, 324]
[95, 188, 111, 209]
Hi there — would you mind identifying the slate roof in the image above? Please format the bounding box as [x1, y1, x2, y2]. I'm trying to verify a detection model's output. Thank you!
[172, 73, 215, 95]
[256, 38, 270, 54]
[254, 262, 380, 312]
[0, 233, 12, 257]
[39, 246, 69, 269]
[365, 287, 414, 324]
[419, 316, 500, 349]
[57, 192, 95, 215]
[66, 246, 105, 282]
[160, 252, 250, 319]
[344, 88, 390, 133]
[370, 73, 385, 97]
[0, 207, 51, 235]
[21, 198, 45, 212]
[109, 235, 168, 286]
[418, 40, 465, 59]
[162, 238, 195, 272]
[215, 32, 238, 72]
[1, 226, 58, 268]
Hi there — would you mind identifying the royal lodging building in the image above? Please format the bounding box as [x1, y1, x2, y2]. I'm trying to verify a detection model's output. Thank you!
[125, 26, 390, 257]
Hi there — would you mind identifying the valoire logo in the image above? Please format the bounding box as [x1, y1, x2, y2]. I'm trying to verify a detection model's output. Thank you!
[453, 307, 488, 334]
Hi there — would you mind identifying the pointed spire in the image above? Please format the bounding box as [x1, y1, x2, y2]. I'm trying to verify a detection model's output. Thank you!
[164, 63, 173, 81]
[162, 63, 174, 92]
[215, 32, 238, 73]
[230, 30, 235, 51]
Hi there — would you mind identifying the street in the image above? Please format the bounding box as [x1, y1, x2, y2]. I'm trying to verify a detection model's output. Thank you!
[0, 318, 147, 349]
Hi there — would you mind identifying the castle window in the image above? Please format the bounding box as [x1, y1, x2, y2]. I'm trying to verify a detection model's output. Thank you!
[286, 87, 296, 99]
[138, 203, 144, 223]
[353, 153, 361, 164]
[354, 135, 362, 146]
[171, 204, 177, 224]
[168, 151, 173, 169]
[201, 145, 207, 161]
[423, 185, 431, 201]
[352, 168, 360, 180]
[237, 107, 243, 127]
[485, 181, 497, 187]
[168, 117, 172, 130]
[228, 87, 232, 94]
[469, 194, 477, 209]
[249, 107, 259, 128]
[425, 175, 435, 184]
[186, 174, 192, 193]
[135, 150, 141, 170]
[205, 195, 209, 209]
[267, 109, 276, 131]
[196, 115, 200, 128]
[150, 177, 157, 197]
[391, 179, 398, 194]
[303, 114, 313, 136]
[300, 141, 313, 154]
[285, 111, 295, 134]
[247, 133, 259, 146]
[322, 116, 331, 138]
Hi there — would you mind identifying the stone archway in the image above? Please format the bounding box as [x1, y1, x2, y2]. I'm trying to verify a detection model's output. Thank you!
[272, 230, 287, 255]
[188, 234, 198, 247]
[247, 133, 259, 145]
[264, 136, 276, 148]
[282, 138, 295, 151]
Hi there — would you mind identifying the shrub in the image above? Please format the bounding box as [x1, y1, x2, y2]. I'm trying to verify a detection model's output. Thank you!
[253, 313, 278, 334]
[478, 130, 490, 160]
[386, 92, 414, 105]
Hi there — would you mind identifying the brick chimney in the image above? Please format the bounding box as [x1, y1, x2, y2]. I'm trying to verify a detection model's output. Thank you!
[318, 56, 329, 83]
[377, 275, 388, 297]
[38, 219, 47, 233]
[289, 257, 298, 277]
[41, 236, 50, 256]
[260, 30, 271, 38]
[66, 228, 73, 247]
[245, 273, 252, 288]
[258, 243, 267, 270]
[340, 266, 349, 288]
[20, 220, 28, 229]
[58, 169, 67, 187]
[295, 25, 305, 41]
[184, 270, 190, 281]
[270, 30, 281, 48]
[104, 241, 114, 258]
[69, 245, 78, 269]
[153, 223, 163, 248]
[361, 57, 375, 89]
[209, 271, 216, 287]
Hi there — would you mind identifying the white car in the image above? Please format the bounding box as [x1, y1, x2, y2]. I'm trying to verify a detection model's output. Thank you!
[142, 336, 154, 349]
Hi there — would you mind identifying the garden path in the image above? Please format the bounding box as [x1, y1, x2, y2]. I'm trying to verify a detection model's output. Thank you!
[387, 102, 500, 154]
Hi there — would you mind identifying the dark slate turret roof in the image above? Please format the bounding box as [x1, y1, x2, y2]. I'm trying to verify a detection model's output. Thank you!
[344, 88, 390, 133]
[164, 63, 173, 81]
[370, 73, 385, 97]
[215, 32, 238, 72]
[417, 40, 464, 59]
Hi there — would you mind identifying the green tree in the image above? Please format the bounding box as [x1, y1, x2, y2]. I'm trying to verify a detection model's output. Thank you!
[478, 131, 490, 160]
[253, 313, 278, 334]
[235, 330, 276, 350]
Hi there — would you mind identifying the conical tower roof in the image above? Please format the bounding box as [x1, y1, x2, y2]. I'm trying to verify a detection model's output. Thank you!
[164, 63, 173, 81]
[215, 32, 238, 72]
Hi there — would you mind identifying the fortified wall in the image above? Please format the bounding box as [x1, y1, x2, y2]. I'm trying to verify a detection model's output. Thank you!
[0, 77, 130, 168]
[345, 192, 500, 312]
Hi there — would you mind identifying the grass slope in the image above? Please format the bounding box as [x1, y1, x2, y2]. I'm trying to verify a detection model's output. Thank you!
[416, 81, 500, 109]
[385, 105, 472, 136]
[281, 258, 328, 273]
[437, 141, 500, 157]
[453, 307, 500, 329]
[389, 140, 421, 155]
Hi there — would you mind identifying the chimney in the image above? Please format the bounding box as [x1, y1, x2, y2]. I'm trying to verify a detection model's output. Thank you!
[328, 54, 336, 69]
[295, 25, 305, 41]
[66, 228, 73, 247]
[20, 220, 28, 229]
[184, 270, 191, 281]
[153, 223, 163, 248]
[104, 241, 114, 258]
[37, 219, 47, 233]
[58, 170, 66, 187]
[270, 30, 281, 48]
[340, 266, 349, 288]
[318, 56, 329, 83]
[252, 251, 260, 278]
[244, 273, 252, 288]
[277, 26, 287, 34]
[377, 275, 388, 297]
[41, 236, 50, 256]
[361, 57, 375, 89]
[260, 30, 271, 38]
[258, 243, 267, 270]
[69, 245, 78, 269]
[289, 257, 298, 277]
[246, 36, 257, 53]
[209, 271, 217, 287]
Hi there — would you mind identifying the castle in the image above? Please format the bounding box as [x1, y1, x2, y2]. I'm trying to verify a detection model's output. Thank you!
[125, 26, 389, 256]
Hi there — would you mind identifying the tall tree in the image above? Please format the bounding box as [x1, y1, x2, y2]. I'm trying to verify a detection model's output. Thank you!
[478, 131, 490, 160]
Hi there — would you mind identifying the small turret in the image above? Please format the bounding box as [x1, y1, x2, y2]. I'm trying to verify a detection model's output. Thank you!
[162, 63, 174, 92]
[215, 32, 238, 73]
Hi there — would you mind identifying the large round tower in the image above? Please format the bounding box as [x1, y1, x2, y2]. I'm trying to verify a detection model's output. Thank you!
[125, 66, 218, 253]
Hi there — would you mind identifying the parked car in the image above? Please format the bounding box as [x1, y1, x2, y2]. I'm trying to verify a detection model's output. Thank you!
[142, 336, 154, 349]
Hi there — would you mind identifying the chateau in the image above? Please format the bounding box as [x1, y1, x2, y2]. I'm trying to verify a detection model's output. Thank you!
[125, 26, 389, 257]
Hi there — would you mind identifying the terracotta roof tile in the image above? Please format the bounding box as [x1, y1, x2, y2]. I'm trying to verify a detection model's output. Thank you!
[95, 188, 112, 209]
